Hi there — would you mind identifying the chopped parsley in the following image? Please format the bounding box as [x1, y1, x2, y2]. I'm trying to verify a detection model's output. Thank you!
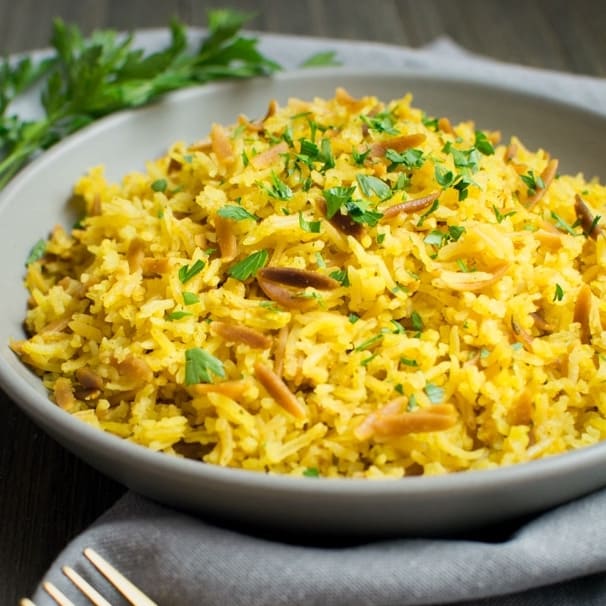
[25, 238, 46, 266]
[361, 353, 378, 366]
[228, 249, 269, 280]
[474, 131, 495, 156]
[298, 211, 321, 233]
[424, 383, 444, 404]
[297, 137, 334, 170]
[550, 211, 579, 236]
[348, 313, 360, 324]
[345, 199, 383, 227]
[217, 205, 259, 221]
[385, 147, 425, 169]
[356, 174, 392, 201]
[407, 394, 418, 410]
[453, 175, 476, 201]
[456, 258, 470, 272]
[416, 198, 439, 227]
[553, 283, 564, 302]
[300, 50, 341, 68]
[443, 142, 480, 173]
[329, 269, 350, 286]
[394, 173, 411, 191]
[352, 148, 371, 165]
[361, 111, 399, 135]
[324, 186, 355, 219]
[400, 357, 418, 367]
[167, 310, 193, 321]
[302, 466, 321, 477]
[424, 225, 466, 248]
[435, 165, 455, 188]
[281, 125, 294, 147]
[493, 205, 517, 224]
[178, 259, 205, 284]
[323, 186, 383, 226]
[182, 291, 199, 305]
[354, 333, 384, 352]
[266, 172, 293, 200]
[421, 114, 439, 131]
[184, 347, 225, 385]
[410, 311, 423, 332]
[521, 171, 545, 196]
[390, 320, 405, 333]
[151, 178, 168, 192]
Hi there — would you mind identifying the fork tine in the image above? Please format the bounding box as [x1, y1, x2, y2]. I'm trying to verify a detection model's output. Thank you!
[42, 581, 76, 606]
[83, 548, 158, 606]
[62, 565, 113, 606]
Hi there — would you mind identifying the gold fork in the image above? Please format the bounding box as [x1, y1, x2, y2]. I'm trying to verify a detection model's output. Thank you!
[21, 547, 157, 606]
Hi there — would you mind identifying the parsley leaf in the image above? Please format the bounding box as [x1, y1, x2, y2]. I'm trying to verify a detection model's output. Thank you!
[474, 131, 495, 156]
[424, 383, 444, 404]
[266, 172, 293, 200]
[550, 211, 579, 236]
[521, 171, 545, 196]
[345, 199, 383, 227]
[553, 283, 564, 302]
[302, 466, 321, 477]
[435, 165, 455, 188]
[228, 249, 269, 280]
[217, 205, 259, 221]
[416, 199, 439, 227]
[354, 333, 384, 352]
[151, 178, 167, 192]
[300, 51, 341, 68]
[385, 147, 425, 169]
[323, 186, 356, 219]
[184, 347, 225, 384]
[167, 310, 193, 320]
[356, 174, 392, 201]
[178, 259, 205, 283]
[352, 148, 371, 165]
[329, 269, 350, 286]
[182, 291, 199, 305]
[25, 238, 46, 266]
[298, 137, 334, 170]
[298, 211, 321, 233]
[493, 205, 517, 223]
[0, 10, 280, 190]
[361, 111, 399, 135]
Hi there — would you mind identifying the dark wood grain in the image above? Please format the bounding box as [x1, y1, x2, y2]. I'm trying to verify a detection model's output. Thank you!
[0, 0, 604, 603]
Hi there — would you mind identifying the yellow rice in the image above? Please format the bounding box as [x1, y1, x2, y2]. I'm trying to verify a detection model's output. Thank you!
[13, 88, 606, 478]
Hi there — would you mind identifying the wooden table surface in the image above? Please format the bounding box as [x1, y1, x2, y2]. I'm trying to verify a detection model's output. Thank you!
[1, 0, 604, 603]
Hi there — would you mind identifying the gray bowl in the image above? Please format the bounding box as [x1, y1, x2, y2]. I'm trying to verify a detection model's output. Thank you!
[1, 69, 606, 537]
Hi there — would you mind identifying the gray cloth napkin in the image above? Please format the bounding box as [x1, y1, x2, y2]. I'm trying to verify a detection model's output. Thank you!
[33, 490, 606, 605]
[32, 33, 606, 605]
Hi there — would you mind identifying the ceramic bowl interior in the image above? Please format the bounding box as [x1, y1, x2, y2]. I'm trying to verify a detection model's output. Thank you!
[1, 69, 606, 536]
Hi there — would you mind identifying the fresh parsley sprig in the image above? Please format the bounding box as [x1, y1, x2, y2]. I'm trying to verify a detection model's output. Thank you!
[0, 10, 280, 189]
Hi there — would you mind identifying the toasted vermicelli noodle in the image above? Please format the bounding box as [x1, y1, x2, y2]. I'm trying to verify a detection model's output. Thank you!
[13, 88, 606, 478]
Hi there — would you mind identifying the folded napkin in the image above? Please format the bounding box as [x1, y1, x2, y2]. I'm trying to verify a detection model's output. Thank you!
[33, 34, 606, 605]
[33, 490, 606, 606]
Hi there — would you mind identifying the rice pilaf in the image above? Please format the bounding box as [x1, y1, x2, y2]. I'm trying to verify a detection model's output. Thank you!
[13, 88, 606, 478]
